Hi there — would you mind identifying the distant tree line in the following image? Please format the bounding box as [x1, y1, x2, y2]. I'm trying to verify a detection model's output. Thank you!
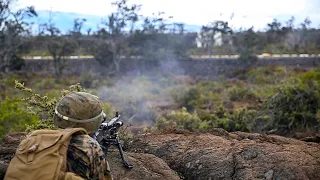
[1, 0, 320, 81]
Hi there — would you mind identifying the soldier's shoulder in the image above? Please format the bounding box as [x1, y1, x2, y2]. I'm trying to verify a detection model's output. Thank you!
[70, 134, 101, 149]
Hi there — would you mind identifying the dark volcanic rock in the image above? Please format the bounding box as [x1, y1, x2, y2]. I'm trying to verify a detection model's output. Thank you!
[1, 129, 320, 180]
[107, 150, 181, 180]
[130, 130, 320, 180]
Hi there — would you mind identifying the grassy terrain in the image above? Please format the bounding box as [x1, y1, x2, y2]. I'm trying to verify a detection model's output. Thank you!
[0, 65, 319, 139]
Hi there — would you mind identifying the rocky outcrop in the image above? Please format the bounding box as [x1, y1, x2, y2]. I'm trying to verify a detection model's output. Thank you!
[129, 129, 320, 180]
[107, 151, 181, 180]
[1, 129, 319, 180]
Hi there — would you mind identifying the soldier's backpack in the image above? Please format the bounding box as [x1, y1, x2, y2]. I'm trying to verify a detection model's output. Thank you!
[4, 128, 88, 180]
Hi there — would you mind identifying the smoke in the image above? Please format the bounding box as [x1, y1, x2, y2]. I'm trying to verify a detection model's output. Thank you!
[97, 56, 188, 128]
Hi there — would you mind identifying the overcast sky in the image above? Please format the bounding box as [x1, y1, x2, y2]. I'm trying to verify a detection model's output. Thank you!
[18, 0, 320, 30]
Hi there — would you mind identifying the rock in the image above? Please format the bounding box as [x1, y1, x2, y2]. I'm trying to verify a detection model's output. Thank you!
[107, 150, 181, 180]
[264, 170, 274, 180]
[301, 134, 320, 143]
[2, 129, 320, 180]
[130, 130, 320, 180]
[0, 133, 25, 180]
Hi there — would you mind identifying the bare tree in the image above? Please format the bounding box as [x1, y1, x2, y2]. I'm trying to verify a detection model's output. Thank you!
[40, 11, 77, 81]
[0, 0, 37, 72]
[93, 0, 140, 74]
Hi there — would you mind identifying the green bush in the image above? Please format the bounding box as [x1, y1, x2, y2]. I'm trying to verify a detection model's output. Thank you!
[264, 70, 320, 133]
[206, 106, 255, 132]
[155, 117, 171, 131]
[228, 86, 259, 102]
[172, 83, 224, 112]
[0, 98, 39, 138]
[247, 66, 287, 84]
[156, 106, 255, 133]
[228, 108, 256, 132]
[156, 107, 202, 131]
[179, 88, 202, 111]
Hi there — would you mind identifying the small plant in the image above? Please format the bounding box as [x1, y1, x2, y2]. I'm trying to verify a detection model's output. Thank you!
[14, 81, 89, 131]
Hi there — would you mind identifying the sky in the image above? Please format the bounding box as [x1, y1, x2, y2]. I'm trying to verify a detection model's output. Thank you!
[17, 0, 320, 31]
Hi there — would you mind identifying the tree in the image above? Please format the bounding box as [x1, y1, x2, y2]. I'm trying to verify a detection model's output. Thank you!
[266, 18, 283, 44]
[128, 12, 178, 60]
[300, 17, 312, 30]
[69, 18, 86, 39]
[237, 27, 259, 65]
[199, 21, 232, 55]
[285, 16, 295, 30]
[40, 11, 77, 81]
[0, 0, 37, 72]
[93, 0, 140, 74]
[265, 18, 297, 53]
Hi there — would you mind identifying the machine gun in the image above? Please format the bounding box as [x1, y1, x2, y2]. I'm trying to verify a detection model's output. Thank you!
[92, 111, 133, 169]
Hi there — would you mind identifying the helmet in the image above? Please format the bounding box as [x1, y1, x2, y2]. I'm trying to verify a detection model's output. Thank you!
[53, 92, 105, 133]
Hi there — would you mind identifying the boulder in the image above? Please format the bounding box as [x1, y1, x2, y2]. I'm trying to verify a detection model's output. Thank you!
[107, 150, 181, 180]
[130, 129, 320, 180]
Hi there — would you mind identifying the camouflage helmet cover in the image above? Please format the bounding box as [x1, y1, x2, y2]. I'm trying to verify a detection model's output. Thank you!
[53, 92, 104, 133]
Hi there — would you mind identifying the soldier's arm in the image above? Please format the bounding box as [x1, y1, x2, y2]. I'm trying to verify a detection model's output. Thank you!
[90, 138, 112, 180]
[67, 135, 112, 180]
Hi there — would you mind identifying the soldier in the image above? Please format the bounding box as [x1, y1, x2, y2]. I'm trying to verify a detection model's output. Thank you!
[53, 92, 113, 180]
[5, 91, 112, 180]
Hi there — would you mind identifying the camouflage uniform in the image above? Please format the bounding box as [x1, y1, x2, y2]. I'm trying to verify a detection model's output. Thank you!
[53, 92, 113, 180]
[67, 134, 112, 180]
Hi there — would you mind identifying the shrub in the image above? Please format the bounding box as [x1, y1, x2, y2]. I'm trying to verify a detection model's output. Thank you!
[0, 98, 39, 138]
[228, 86, 259, 102]
[155, 105, 255, 133]
[174, 87, 202, 111]
[247, 66, 287, 84]
[207, 106, 255, 132]
[14, 81, 111, 131]
[156, 107, 201, 131]
[228, 108, 256, 132]
[264, 71, 320, 133]
[155, 117, 171, 131]
[172, 83, 223, 112]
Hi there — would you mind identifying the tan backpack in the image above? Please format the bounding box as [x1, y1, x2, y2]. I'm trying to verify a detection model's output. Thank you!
[4, 128, 88, 180]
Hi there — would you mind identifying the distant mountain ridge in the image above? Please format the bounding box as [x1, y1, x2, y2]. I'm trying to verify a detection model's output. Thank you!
[30, 10, 202, 34]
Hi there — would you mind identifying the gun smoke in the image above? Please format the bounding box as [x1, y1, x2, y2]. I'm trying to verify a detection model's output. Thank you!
[97, 56, 188, 129]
